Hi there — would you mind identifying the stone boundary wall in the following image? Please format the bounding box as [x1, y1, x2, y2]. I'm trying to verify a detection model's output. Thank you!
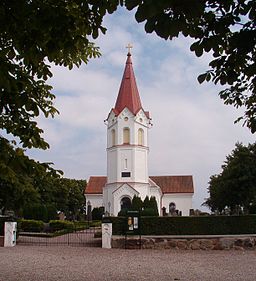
[112, 235, 256, 250]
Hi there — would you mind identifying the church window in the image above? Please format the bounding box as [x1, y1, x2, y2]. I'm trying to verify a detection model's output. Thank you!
[123, 127, 130, 144]
[111, 129, 116, 146]
[122, 172, 131, 177]
[138, 128, 144, 145]
[124, 117, 128, 121]
[125, 158, 128, 169]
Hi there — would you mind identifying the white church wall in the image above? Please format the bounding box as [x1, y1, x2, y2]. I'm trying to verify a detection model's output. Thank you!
[133, 147, 148, 182]
[107, 148, 117, 183]
[86, 194, 103, 210]
[162, 193, 193, 216]
[103, 183, 118, 215]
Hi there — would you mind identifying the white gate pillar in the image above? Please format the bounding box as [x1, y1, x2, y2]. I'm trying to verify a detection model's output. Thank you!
[102, 222, 112, 249]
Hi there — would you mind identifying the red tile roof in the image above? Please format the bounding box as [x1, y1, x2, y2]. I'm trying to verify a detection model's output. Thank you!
[150, 176, 194, 194]
[85, 176, 194, 194]
[85, 176, 107, 194]
[114, 53, 143, 115]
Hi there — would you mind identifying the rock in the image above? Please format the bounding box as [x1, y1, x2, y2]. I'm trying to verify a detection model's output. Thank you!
[176, 240, 188, 250]
[167, 240, 177, 249]
[200, 239, 214, 250]
[219, 238, 234, 249]
[243, 238, 254, 248]
[189, 240, 200, 250]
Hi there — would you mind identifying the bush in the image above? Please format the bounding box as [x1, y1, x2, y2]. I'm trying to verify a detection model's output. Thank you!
[49, 220, 74, 232]
[92, 207, 104, 220]
[118, 208, 128, 217]
[90, 220, 102, 227]
[107, 215, 256, 235]
[19, 219, 44, 233]
[73, 221, 88, 230]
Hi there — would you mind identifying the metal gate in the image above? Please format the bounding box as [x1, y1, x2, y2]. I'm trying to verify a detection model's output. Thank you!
[17, 227, 102, 247]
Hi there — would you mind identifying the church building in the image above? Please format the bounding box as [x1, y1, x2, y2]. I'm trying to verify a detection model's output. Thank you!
[85, 49, 194, 216]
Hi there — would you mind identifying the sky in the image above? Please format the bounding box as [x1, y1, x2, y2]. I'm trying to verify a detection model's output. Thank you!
[27, 7, 254, 211]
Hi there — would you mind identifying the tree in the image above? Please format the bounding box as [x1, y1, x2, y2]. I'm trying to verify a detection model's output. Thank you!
[125, 0, 256, 133]
[58, 178, 87, 220]
[0, 0, 119, 149]
[131, 195, 143, 211]
[0, 137, 53, 215]
[143, 195, 150, 209]
[0, 1, 118, 216]
[149, 196, 159, 216]
[204, 142, 256, 214]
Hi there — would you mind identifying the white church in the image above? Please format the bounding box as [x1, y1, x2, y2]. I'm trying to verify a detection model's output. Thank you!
[85, 49, 194, 216]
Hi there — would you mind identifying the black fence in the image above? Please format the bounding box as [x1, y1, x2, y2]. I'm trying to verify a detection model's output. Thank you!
[17, 227, 101, 247]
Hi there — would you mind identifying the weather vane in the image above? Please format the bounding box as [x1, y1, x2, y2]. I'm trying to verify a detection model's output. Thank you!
[126, 43, 133, 53]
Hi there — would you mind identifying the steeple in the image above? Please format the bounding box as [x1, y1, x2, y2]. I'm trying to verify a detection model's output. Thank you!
[114, 52, 142, 115]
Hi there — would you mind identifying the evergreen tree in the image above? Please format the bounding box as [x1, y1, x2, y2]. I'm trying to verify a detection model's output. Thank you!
[149, 196, 159, 216]
[131, 195, 143, 211]
[143, 196, 150, 209]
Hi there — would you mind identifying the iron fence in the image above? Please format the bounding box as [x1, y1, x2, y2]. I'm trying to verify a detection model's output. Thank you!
[17, 227, 101, 247]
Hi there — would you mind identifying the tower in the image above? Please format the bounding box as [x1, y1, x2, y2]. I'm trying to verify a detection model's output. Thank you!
[103, 49, 152, 215]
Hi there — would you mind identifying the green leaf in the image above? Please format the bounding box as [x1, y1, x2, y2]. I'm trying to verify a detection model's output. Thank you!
[197, 73, 207, 84]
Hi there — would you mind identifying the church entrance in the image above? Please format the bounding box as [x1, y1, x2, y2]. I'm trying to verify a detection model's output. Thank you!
[120, 197, 132, 210]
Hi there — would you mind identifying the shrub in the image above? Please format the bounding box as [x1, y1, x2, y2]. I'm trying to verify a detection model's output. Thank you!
[49, 220, 74, 232]
[19, 219, 44, 233]
[90, 220, 102, 227]
[92, 207, 104, 220]
[118, 208, 128, 217]
[73, 221, 89, 230]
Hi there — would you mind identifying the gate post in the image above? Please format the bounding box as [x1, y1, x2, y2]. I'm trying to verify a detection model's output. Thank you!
[4, 222, 17, 247]
[102, 222, 112, 249]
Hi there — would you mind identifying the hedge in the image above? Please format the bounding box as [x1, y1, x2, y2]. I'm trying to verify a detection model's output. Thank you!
[19, 219, 44, 233]
[104, 215, 256, 235]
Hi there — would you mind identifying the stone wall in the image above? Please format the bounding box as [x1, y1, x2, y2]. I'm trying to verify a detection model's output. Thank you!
[112, 235, 256, 250]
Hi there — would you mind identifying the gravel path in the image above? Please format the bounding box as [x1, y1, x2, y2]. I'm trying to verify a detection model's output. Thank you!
[1, 246, 256, 281]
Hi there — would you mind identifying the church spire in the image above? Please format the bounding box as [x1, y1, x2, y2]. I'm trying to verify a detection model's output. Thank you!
[114, 49, 142, 115]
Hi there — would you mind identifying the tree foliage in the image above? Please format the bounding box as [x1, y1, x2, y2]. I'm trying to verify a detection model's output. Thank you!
[204, 142, 256, 214]
[0, 0, 119, 149]
[125, 0, 256, 133]
[0, 138, 87, 219]
[0, 1, 116, 219]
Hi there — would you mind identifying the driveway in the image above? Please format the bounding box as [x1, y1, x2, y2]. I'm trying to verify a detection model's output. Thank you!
[1, 246, 256, 281]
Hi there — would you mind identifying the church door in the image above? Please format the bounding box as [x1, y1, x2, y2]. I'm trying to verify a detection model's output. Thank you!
[120, 197, 132, 210]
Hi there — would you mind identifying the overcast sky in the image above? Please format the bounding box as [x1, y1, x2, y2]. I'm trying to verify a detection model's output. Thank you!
[27, 7, 255, 211]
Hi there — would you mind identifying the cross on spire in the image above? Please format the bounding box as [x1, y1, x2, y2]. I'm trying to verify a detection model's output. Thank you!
[126, 43, 133, 54]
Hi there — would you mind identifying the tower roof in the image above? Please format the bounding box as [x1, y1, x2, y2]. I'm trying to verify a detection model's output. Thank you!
[114, 52, 142, 115]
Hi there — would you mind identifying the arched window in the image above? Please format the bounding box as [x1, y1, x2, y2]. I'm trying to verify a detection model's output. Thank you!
[123, 127, 130, 144]
[120, 197, 132, 210]
[138, 128, 144, 145]
[111, 129, 116, 146]
[169, 202, 176, 214]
